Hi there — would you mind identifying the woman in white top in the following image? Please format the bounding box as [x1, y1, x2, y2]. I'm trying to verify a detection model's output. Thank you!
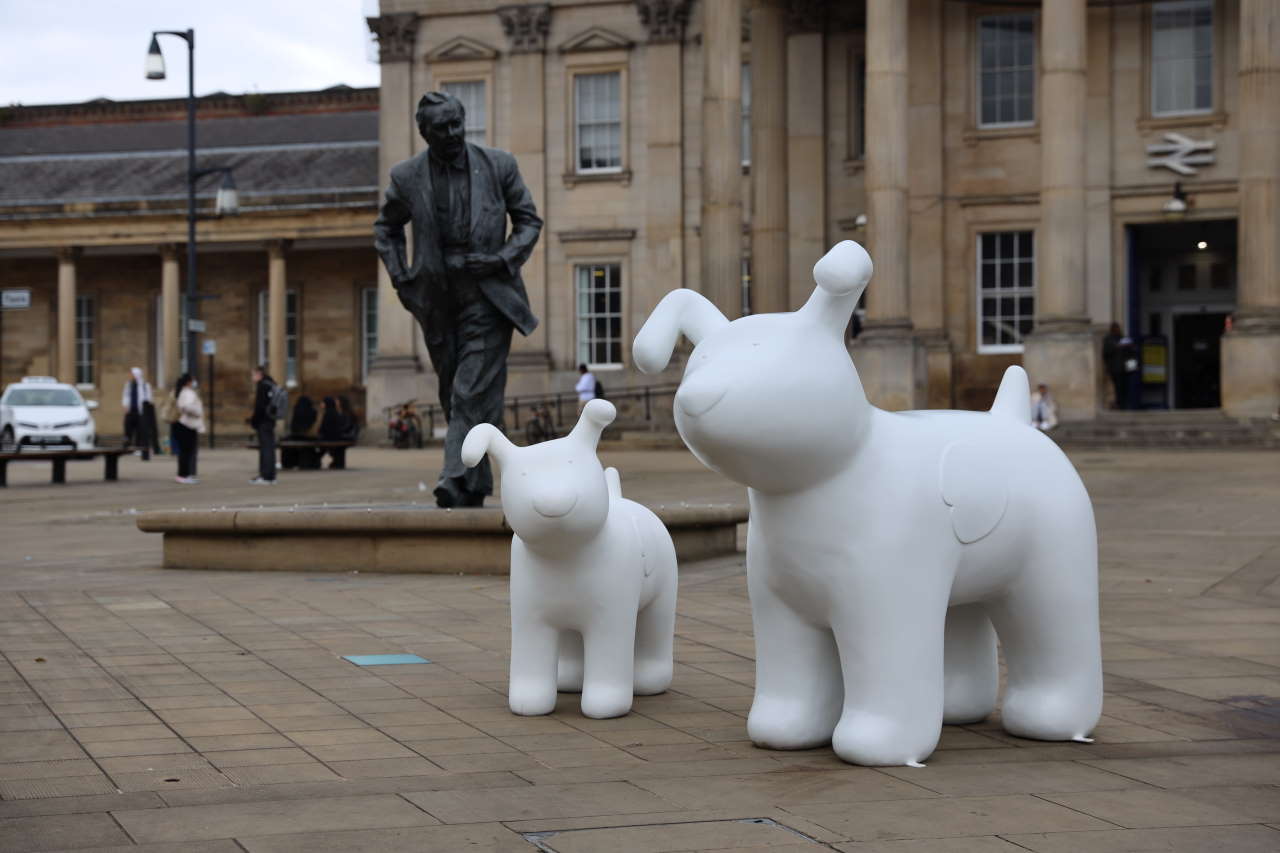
[172, 373, 206, 484]
[574, 363, 597, 413]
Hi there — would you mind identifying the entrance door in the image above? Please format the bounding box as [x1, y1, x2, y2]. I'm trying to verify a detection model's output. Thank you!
[1127, 219, 1237, 410]
[1173, 313, 1226, 409]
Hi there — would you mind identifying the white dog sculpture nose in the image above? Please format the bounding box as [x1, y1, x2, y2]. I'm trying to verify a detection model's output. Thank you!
[533, 485, 578, 518]
[676, 377, 727, 417]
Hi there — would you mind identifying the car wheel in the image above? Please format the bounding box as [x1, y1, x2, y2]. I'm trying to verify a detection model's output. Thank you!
[0, 426, 13, 453]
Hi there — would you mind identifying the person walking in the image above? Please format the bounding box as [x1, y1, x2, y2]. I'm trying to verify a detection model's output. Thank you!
[172, 373, 204, 483]
[247, 366, 278, 485]
[121, 367, 153, 458]
[1030, 383, 1059, 432]
[575, 363, 597, 414]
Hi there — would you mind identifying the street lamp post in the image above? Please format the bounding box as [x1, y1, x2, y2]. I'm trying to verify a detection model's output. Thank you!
[146, 30, 239, 394]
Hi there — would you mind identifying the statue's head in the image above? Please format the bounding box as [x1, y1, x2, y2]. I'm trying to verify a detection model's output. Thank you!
[416, 91, 467, 160]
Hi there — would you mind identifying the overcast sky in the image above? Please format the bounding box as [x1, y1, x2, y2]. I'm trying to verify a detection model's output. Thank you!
[1, 0, 382, 107]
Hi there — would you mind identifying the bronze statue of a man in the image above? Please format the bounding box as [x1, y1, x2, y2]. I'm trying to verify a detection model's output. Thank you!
[374, 91, 542, 508]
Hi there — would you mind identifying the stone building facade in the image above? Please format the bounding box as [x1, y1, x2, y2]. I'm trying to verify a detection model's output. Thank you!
[366, 0, 1280, 422]
[0, 88, 383, 438]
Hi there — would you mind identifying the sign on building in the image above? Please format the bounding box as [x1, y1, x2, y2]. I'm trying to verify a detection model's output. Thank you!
[1, 289, 31, 310]
[1146, 132, 1215, 176]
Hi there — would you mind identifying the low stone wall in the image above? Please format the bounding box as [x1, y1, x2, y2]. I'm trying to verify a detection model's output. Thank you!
[137, 502, 746, 574]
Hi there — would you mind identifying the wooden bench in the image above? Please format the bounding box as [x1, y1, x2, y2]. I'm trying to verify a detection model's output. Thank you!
[245, 440, 357, 452]
[0, 448, 131, 487]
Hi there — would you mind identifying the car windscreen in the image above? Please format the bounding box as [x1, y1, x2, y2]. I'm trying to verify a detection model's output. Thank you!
[5, 388, 82, 406]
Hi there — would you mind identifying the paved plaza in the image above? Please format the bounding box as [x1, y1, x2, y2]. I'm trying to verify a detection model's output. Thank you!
[0, 445, 1277, 852]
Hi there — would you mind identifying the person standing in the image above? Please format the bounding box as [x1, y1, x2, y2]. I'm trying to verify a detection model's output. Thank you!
[172, 373, 204, 484]
[575, 363, 597, 413]
[121, 367, 153, 458]
[247, 366, 278, 485]
[373, 90, 542, 509]
[1102, 323, 1138, 410]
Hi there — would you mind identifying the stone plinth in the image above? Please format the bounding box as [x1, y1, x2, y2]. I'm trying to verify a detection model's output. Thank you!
[138, 502, 746, 574]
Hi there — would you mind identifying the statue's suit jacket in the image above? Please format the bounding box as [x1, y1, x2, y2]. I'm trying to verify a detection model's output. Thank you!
[373, 143, 542, 346]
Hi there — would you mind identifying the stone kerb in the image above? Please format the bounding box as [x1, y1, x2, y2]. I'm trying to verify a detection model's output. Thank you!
[137, 502, 745, 574]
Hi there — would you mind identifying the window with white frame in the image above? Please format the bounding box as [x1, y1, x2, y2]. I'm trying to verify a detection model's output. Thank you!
[361, 287, 378, 384]
[74, 293, 94, 386]
[576, 263, 622, 366]
[976, 13, 1035, 127]
[441, 80, 487, 144]
[574, 71, 623, 173]
[741, 63, 751, 167]
[1152, 0, 1213, 116]
[257, 289, 299, 386]
[977, 231, 1035, 353]
[153, 293, 190, 387]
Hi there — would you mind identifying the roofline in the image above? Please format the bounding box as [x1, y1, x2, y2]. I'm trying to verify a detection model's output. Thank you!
[1, 87, 379, 129]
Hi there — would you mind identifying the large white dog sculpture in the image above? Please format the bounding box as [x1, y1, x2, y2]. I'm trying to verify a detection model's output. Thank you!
[633, 240, 1102, 766]
[462, 399, 678, 719]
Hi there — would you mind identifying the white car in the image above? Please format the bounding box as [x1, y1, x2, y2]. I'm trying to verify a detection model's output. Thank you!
[0, 377, 97, 451]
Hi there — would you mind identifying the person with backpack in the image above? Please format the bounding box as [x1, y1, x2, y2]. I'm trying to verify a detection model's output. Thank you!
[247, 365, 282, 484]
[575, 363, 597, 414]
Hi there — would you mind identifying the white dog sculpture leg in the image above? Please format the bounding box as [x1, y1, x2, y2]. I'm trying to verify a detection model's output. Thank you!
[581, 612, 640, 719]
[988, 524, 1102, 742]
[829, 574, 952, 767]
[508, 614, 560, 716]
[942, 603, 1000, 724]
[633, 581, 677, 695]
[557, 631, 585, 693]
[745, 570, 844, 749]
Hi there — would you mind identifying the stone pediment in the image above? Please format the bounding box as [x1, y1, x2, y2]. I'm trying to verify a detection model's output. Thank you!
[426, 36, 499, 62]
[558, 27, 634, 54]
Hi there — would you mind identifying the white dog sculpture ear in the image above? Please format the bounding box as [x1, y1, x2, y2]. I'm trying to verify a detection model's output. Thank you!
[569, 399, 617, 449]
[633, 289, 730, 374]
[461, 423, 517, 469]
[799, 240, 875, 336]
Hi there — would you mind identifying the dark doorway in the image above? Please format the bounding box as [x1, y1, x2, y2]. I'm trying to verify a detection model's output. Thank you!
[1126, 219, 1237, 409]
[1173, 312, 1227, 408]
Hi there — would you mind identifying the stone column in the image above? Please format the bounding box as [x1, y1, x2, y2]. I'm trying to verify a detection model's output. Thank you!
[366, 13, 424, 426]
[749, 0, 788, 315]
[266, 240, 289, 384]
[638, 1, 689, 328]
[1223, 0, 1280, 416]
[56, 248, 80, 385]
[785, 7, 825, 309]
[160, 244, 181, 387]
[498, 4, 551, 376]
[700, 0, 743, 316]
[1022, 0, 1097, 420]
[853, 0, 919, 410]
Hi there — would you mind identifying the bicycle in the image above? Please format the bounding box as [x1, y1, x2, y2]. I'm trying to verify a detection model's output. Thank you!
[524, 403, 557, 445]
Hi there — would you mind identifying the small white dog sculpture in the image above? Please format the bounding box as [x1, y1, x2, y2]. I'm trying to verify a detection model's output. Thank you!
[633, 240, 1102, 766]
[462, 399, 677, 719]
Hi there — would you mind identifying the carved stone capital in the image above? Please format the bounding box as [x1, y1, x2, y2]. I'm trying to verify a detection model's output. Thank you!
[158, 243, 180, 261]
[56, 246, 81, 263]
[366, 13, 418, 64]
[635, 0, 692, 44]
[266, 239, 293, 258]
[497, 4, 551, 54]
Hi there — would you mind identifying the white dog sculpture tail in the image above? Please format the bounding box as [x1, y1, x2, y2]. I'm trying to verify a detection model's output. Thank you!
[633, 240, 1102, 766]
[462, 399, 678, 719]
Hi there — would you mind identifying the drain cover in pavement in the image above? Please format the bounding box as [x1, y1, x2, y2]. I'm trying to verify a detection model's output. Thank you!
[523, 818, 821, 851]
[342, 654, 432, 666]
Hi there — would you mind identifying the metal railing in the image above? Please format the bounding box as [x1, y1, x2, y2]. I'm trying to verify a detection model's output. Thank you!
[384, 382, 681, 441]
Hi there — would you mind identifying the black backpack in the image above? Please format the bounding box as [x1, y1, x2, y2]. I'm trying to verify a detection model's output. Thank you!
[593, 378, 605, 400]
[265, 382, 289, 421]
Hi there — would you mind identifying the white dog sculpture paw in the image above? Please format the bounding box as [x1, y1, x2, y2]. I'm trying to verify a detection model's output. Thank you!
[633, 239, 1102, 766]
[462, 400, 678, 719]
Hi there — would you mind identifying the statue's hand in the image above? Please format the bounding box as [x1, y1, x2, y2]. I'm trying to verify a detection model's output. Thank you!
[464, 253, 504, 277]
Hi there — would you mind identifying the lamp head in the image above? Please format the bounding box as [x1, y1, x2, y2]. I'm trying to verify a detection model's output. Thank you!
[145, 35, 166, 80]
